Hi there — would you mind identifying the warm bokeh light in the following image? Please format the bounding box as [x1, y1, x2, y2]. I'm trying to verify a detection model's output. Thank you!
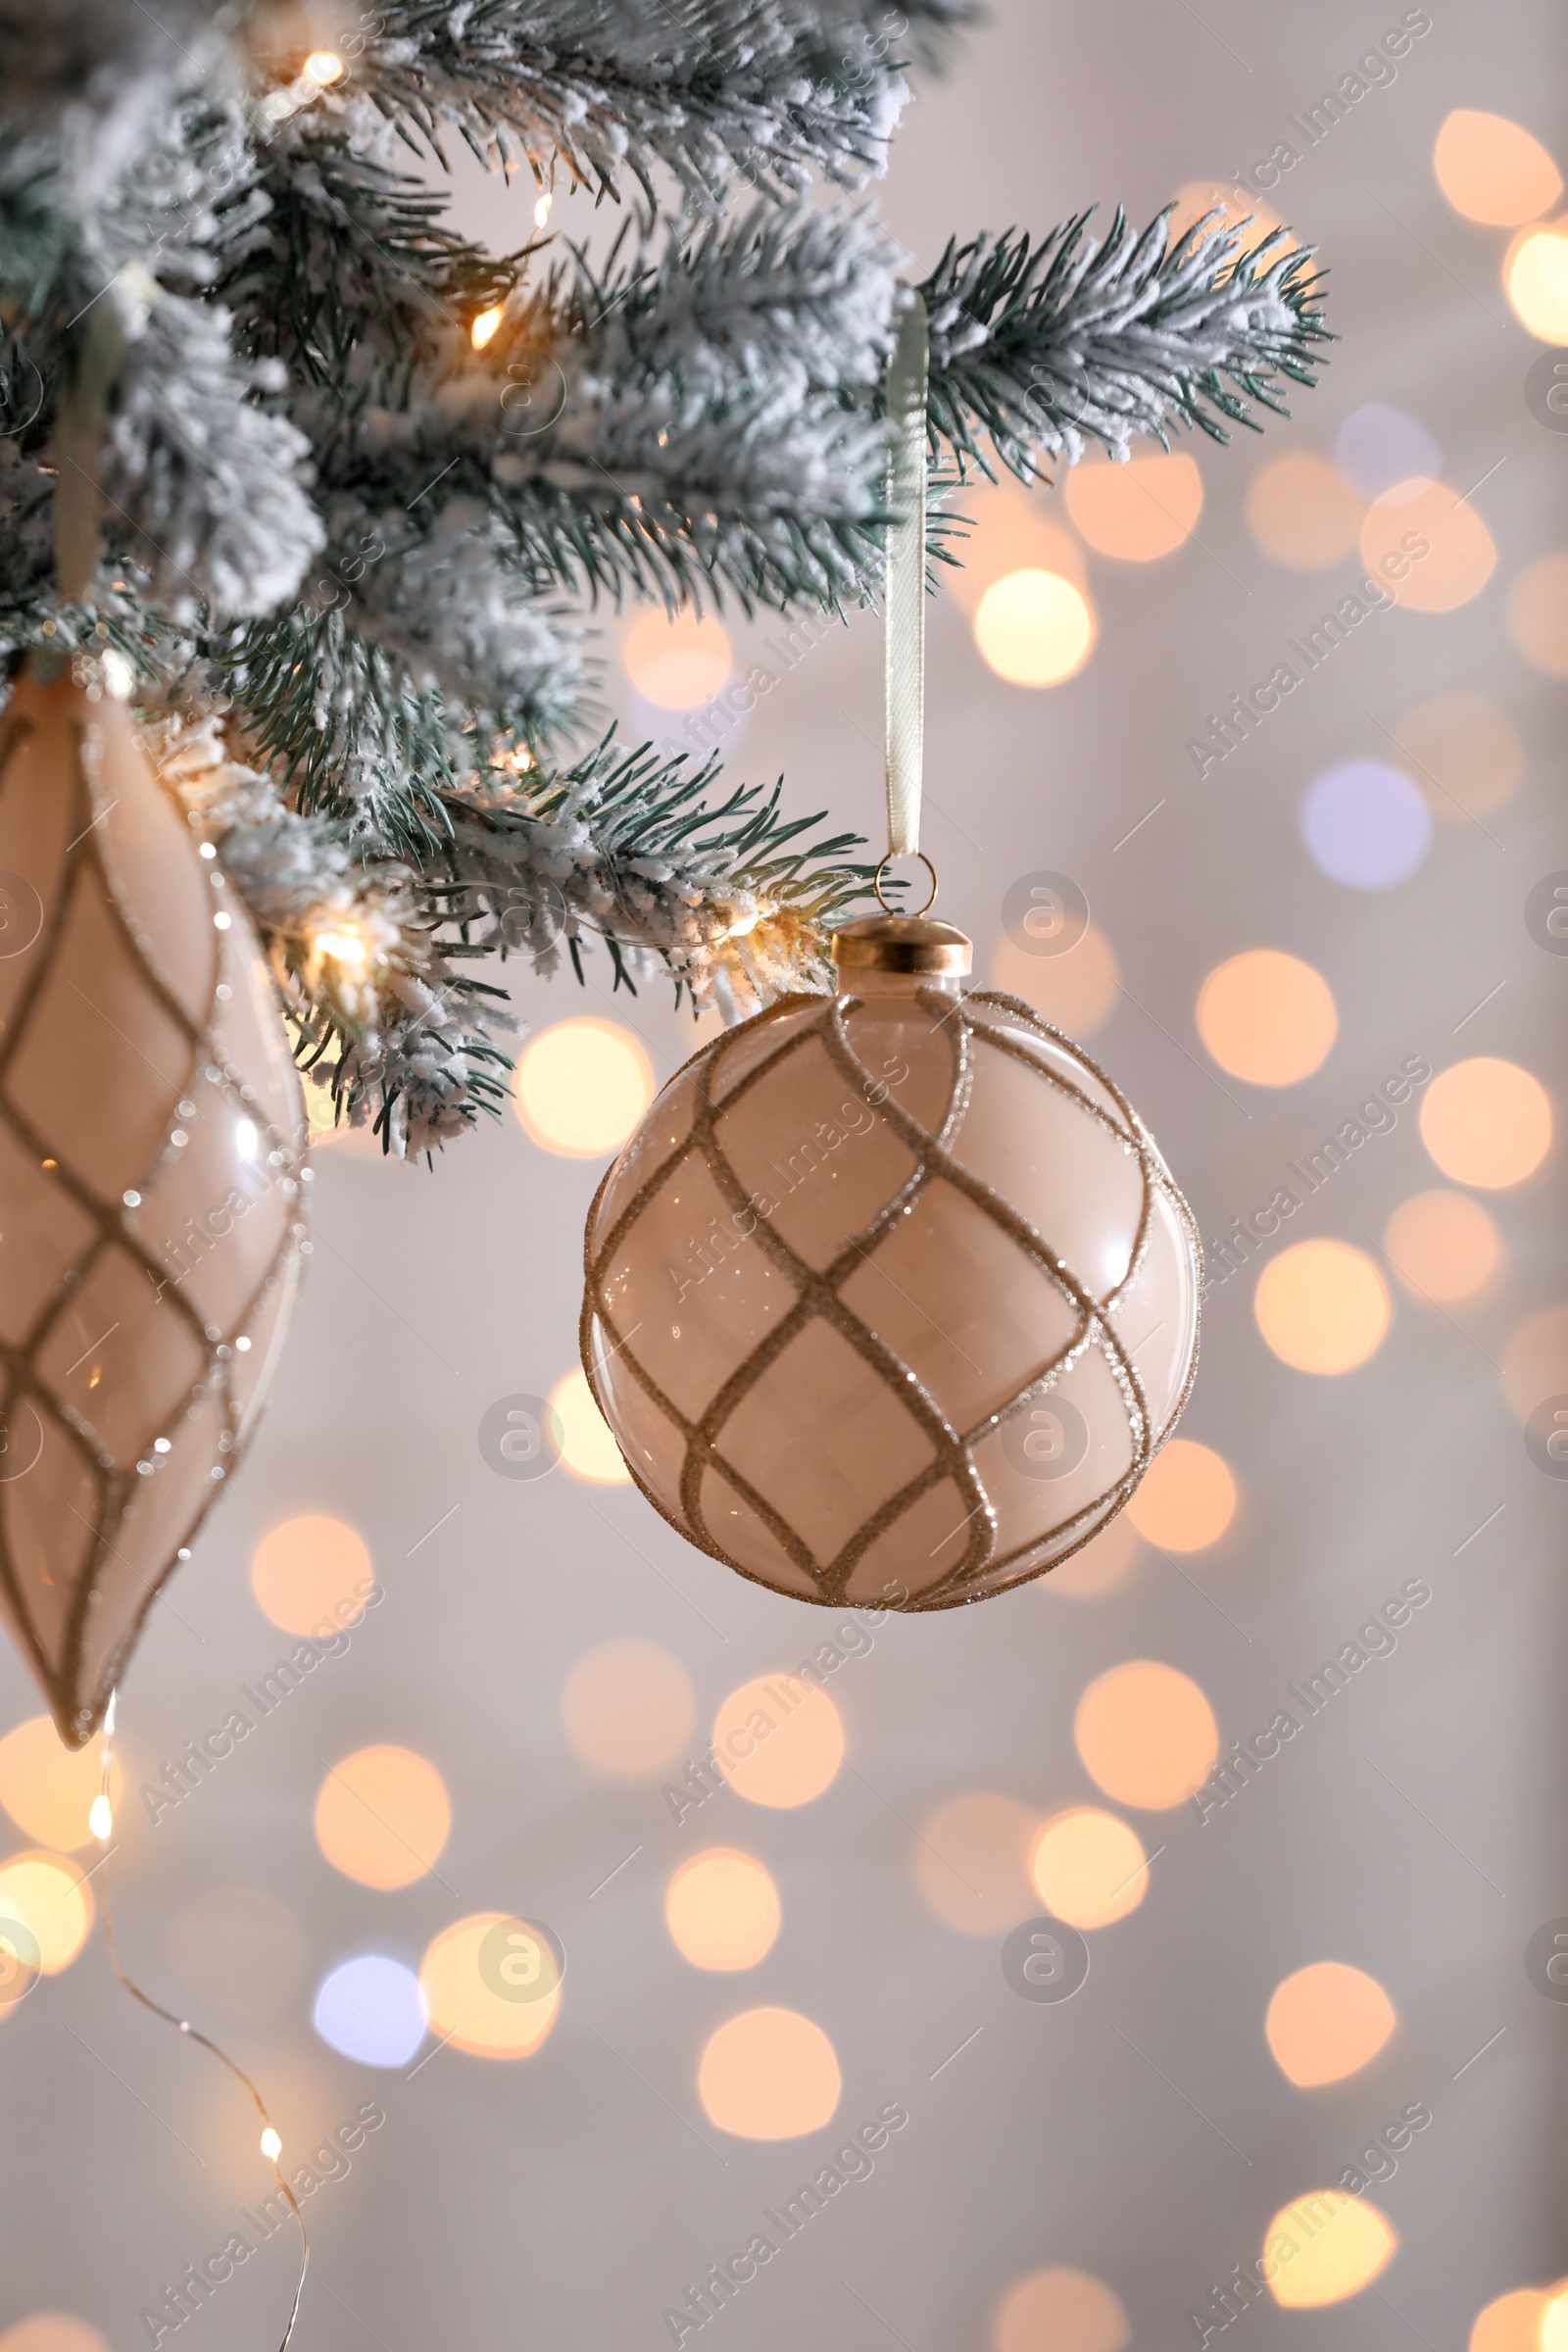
[1074, 1661, 1219, 1810]
[993, 925, 1121, 1038]
[303, 50, 344, 84]
[1540, 2290, 1568, 2351]
[664, 1849, 780, 1969]
[1420, 1057, 1552, 1189]
[561, 1638, 694, 1778]
[0, 1852, 92, 1972]
[1505, 551, 1568, 677]
[1389, 688, 1524, 820]
[1197, 950, 1337, 1086]
[712, 1675, 844, 1807]
[1385, 1190, 1500, 1299]
[1046, 1515, 1141, 1598]
[419, 1912, 561, 2059]
[1126, 1437, 1236, 1550]
[0, 2321, 112, 2352]
[974, 569, 1096, 686]
[1029, 1807, 1148, 1930]
[1254, 1240, 1391, 1375]
[514, 1015, 654, 1157]
[697, 2005, 841, 2137]
[914, 1791, 1040, 1935]
[623, 610, 733, 709]
[1263, 2190, 1396, 2306]
[1505, 225, 1568, 341]
[946, 486, 1087, 615]
[1063, 450, 1203, 561]
[1501, 1300, 1568, 1425]
[1244, 451, 1364, 570]
[314, 1745, 452, 1889]
[1434, 110, 1562, 224]
[1265, 1961, 1396, 2086]
[313, 1953, 427, 2068]
[992, 2267, 1131, 2352]
[250, 1513, 373, 1638]
[0, 1718, 121, 1851]
[470, 305, 504, 349]
[1359, 478, 1496, 612]
[549, 1366, 631, 1484]
[1470, 2286, 1568, 2352]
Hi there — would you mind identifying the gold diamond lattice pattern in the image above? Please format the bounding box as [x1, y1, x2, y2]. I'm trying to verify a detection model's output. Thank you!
[0, 670, 306, 1745]
[582, 977, 1200, 1610]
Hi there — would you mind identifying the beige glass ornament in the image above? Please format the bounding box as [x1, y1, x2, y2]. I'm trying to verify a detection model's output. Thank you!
[581, 912, 1200, 1607]
[0, 661, 306, 1744]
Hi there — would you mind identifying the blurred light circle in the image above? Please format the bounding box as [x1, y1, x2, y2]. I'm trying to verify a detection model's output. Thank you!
[1263, 2190, 1396, 2306]
[0, 1852, 91, 1972]
[974, 569, 1095, 686]
[1045, 1515, 1141, 1597]
[712, 1675, 844, 1807]
[1470, 2288, 1564, 2352]
[623, 611, 732, 709]
[315, 1746, 451, 1889]
[313, 1954, 427, 2067]
[993, 924, 1120, 1038]
[914, 1790, 1040, 1935]
[0, 1718, 121, 1851]
[992, 2267, 1130, 2352]
[1244, 451, 1364, 570]
[561, 1637, 695, 1778]
[1197, 950, 1337, 1086]
[1063, 450, 1203, 561]
[1125, 1437, 1236, 1550]
[419, 1912, 561, 2059]
[1390, 689, 1524, 821]
[1334, 404, 1442, 502]
[250, 1513, 373, 1639]
[548, 1366, 631, 1484]
[664, 1849, 781, 1969]
[1029, 1807, 1148, 1930]
[1359, 478, 1496, 612]
[1505, 226, 1568, 341]
[1074, 1660, 1219, 1810]
[1166, 180, 1293, 257]
[1265, 1961, 1396, 2086]
[1254, 1240, 1391, 1375]
[514, 1015, 654, 1157]
[946, 486, 1086, 615]
[1540, 2291, 1568, 2351]
[1434, 110, 1563, 224]
[697, 2005, 840, 2137]
[1299, 759, 1433, 890]
[1505, 551, 1568, 676]
[0, 2322, 112, 2352]
[166, 1886, 306, 2026]
[1385, 1190, 1500, 1299]
[1420, 1057, 1552, 1188]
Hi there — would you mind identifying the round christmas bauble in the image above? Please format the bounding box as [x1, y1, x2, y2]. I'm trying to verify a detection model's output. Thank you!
[581, 914, 1200, 1609]
[0, 662, 307, 1743]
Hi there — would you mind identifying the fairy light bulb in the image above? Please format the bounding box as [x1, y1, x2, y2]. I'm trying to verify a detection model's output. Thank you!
[260, 2127, 282, 2161]
[88, 1794, 113, 1839]
[303, 51, 344, 84]
[533, 191, 553, 229]
[470, 306, 504, 350]
[312, 923, 368, 968]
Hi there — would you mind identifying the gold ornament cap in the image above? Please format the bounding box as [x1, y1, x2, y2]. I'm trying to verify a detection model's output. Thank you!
[831, 913, 973, 977]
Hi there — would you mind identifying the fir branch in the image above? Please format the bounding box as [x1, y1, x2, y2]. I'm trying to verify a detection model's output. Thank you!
[343, 0, 970, 203]
[919, 208, 1330, 481]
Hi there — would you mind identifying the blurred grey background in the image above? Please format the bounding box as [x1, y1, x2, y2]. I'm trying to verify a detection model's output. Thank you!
[1, 2, 1565, 2346]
